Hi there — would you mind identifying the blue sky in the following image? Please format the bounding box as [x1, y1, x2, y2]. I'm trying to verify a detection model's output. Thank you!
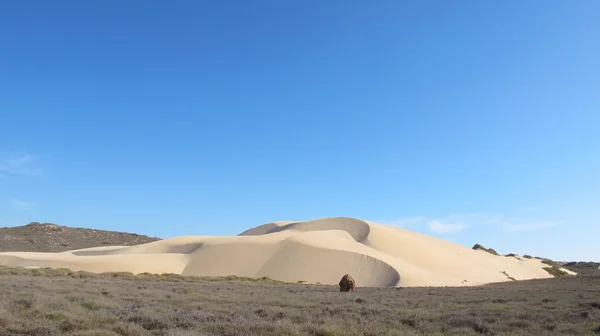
[1, 1, 598, 261]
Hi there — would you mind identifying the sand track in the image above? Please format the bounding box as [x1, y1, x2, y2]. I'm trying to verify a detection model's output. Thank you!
[0, 217, 573, 287]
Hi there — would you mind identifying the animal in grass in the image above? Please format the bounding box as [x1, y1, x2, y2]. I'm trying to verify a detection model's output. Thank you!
[339, 274, 356, 292]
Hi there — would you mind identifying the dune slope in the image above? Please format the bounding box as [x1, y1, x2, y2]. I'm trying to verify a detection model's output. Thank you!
[0, 217, 572, 287]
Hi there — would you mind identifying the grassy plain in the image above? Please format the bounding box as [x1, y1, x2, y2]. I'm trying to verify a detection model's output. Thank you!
[0, 265, 598, 336]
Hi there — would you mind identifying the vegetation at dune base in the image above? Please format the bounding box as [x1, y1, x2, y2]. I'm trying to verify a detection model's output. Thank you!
[540, 259, 571, 277]
[562, 261, 600, 276]
[469, 244, 575, 279]
[0, 265, 284, 284]
[0, 265, 599, 335]
[544, 266, 570, 277]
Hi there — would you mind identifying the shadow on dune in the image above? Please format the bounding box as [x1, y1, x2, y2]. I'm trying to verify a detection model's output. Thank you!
[238, 217, 371, 242]
[70, 242, 205, 256]
[258, 240, 402, 287]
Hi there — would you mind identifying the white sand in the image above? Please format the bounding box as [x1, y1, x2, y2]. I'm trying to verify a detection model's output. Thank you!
[0, 217, 574, 287]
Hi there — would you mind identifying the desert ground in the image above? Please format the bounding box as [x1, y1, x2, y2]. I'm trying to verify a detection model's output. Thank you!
[0, 265, 598, 336]
[0, 217, 575, 287]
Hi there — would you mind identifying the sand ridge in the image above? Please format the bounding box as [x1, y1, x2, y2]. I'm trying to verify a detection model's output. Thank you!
[0, 217, 574, 287]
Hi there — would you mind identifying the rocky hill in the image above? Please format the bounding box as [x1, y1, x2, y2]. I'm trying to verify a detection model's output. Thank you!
[0, 222, 160, 253]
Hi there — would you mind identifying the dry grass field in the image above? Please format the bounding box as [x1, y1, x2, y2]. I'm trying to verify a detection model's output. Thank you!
[0, 265, 598, 336]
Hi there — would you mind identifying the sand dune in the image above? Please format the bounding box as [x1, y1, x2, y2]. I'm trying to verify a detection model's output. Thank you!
[0, 217, 574, 287]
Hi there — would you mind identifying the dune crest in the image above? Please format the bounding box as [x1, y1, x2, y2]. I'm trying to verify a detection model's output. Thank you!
[0, 217, 573, 287]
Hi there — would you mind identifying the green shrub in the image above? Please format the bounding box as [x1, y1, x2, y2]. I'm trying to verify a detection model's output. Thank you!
[472, 244, 499, 256]
[543, 266, 568, 277]
[541, 259, 560, 267]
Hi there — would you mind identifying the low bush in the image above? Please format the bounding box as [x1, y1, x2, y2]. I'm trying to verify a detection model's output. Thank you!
[0, 267, 598, 335]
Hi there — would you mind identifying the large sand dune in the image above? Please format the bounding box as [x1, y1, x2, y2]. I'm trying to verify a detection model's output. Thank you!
[0, 217, 574, 287]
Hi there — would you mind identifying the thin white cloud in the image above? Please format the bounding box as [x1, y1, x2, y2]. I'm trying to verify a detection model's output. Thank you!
[0, 152, 41, 177]
[9, 200, 35, 210]
[372, 212, 562, 234]
[427, 220, 465, 233]
[374, 216, 427, 227]
[374, 216, 467, 234]
[7, 154, 33, 166]
[504, 221, 562, 232]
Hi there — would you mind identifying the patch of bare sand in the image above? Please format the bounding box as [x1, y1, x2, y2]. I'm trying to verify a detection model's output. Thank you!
[0, 217, 574, 287]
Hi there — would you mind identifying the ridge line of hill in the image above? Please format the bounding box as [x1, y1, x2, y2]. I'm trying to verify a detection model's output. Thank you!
[0, 222, 161, 253]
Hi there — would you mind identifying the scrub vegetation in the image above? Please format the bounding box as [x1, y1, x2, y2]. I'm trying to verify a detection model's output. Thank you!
[0, 265, 598, 335]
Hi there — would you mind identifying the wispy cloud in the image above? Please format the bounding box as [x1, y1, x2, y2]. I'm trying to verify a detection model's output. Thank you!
[9, 200, 35, 210]
[373, 216, 427, 228]
[504, 221, 562, 232]
[428, 220, 466, 233]
[374, 212, 562, 234]
[0, 152, 41, 177]
[375, 216, 467, 234]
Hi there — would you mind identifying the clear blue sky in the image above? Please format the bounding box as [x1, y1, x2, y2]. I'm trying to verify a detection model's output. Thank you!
[1, 1, 598, 261]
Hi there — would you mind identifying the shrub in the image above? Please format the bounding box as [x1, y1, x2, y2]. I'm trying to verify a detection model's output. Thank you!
[541, 258, 560, 267]
[472, 244, 499, 256]
[543, 266, 568, 277]
[0, 270, 599, 335]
